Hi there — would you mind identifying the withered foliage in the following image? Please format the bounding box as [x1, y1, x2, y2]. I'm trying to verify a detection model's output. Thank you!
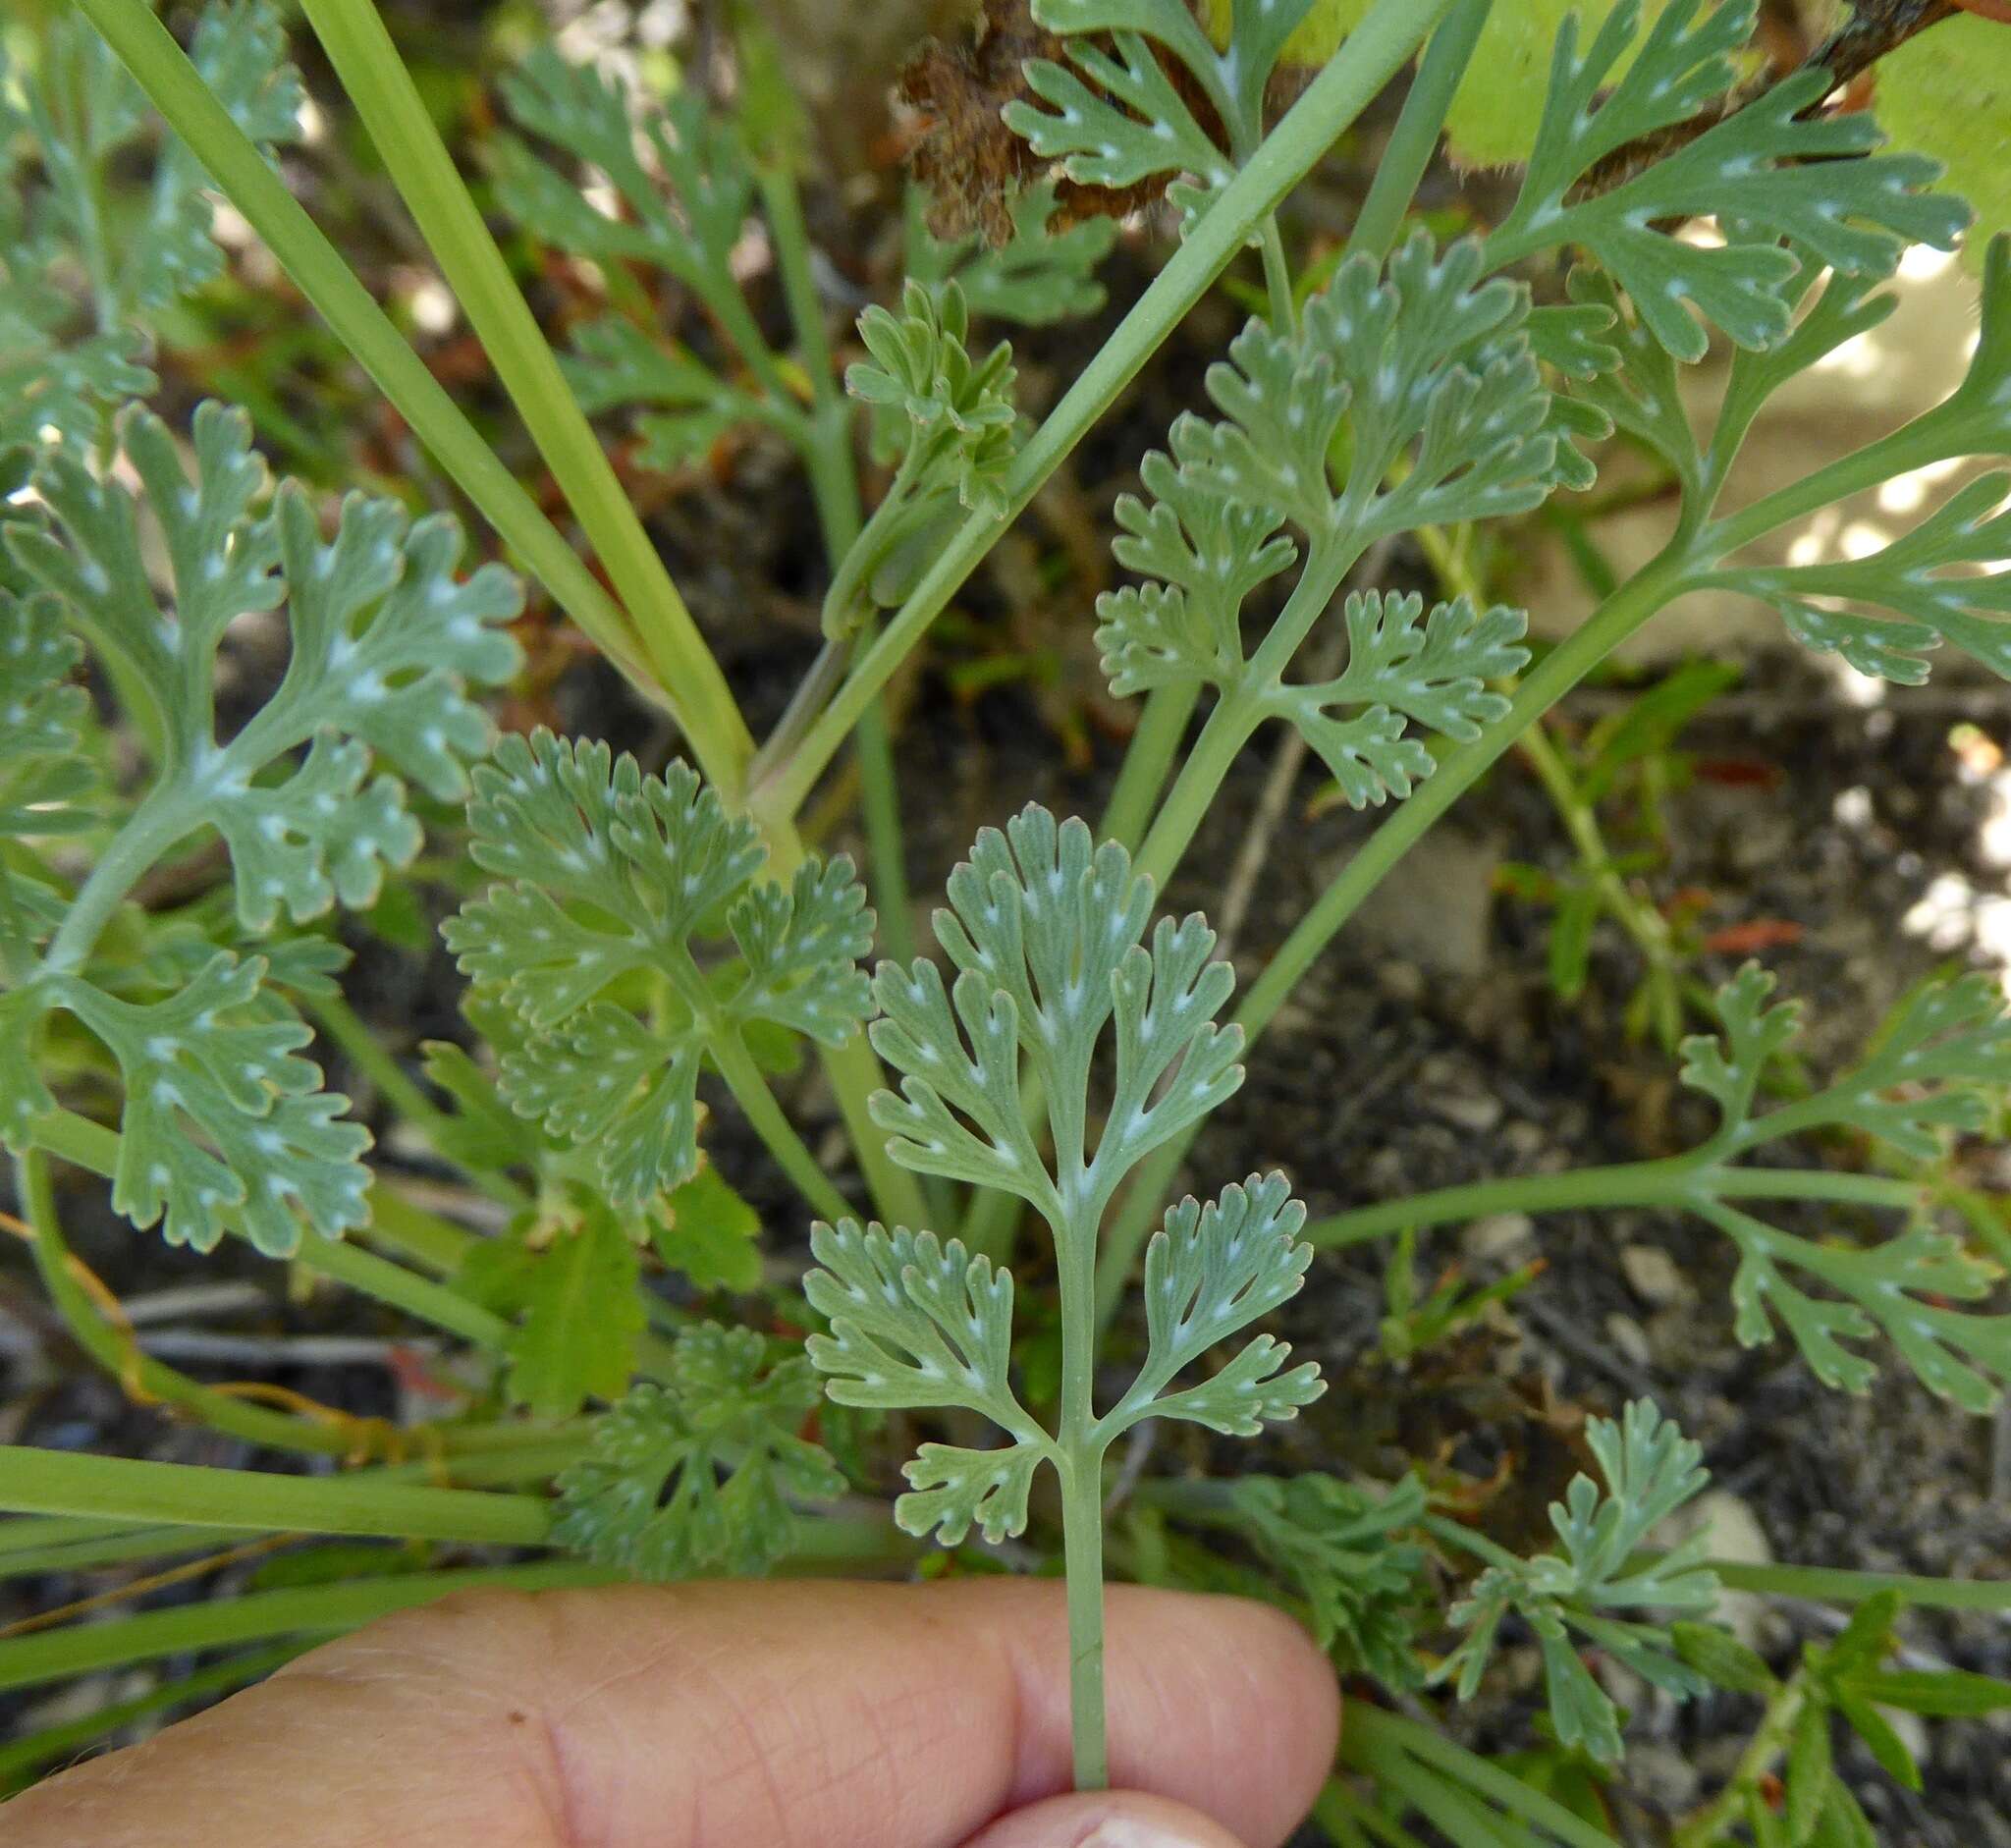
[897, 0, 1200, 244]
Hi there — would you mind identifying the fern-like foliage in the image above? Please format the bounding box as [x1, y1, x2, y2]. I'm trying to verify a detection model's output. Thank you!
[493, 48, 808, 470]
[0, 5, 300, 453]
[553, 1326, 844, 1577]
[805, 807, 1321, 1547]
[1223, 1473, 1430, 1686]
[1485, 0, 1965, 360]
[1439, 1400, 1718, 1763]
[1005, 0, 1321, 230]
[444, 731, 873, 1210]
[849, 281, 1019, 522]
[1668, 963, 2011, 1412]
[1095, 233, 1541, 808]
[0, 592, 98, 971]
[1, 403, 518, 1255]
[1705, 239, 2011, 687]
[904, 182, 1116, 327]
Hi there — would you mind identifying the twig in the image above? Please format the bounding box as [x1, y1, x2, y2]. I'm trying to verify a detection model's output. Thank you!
[1579, 0, 1960, 198]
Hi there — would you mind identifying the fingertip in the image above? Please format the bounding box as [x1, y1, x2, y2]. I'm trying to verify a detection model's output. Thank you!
[1060, 1585, 1340, 1848]
[959, 1790, 1251, 1848]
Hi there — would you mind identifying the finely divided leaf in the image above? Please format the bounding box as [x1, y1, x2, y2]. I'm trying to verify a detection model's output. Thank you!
[803, 1218, 1049, 1544]
[1439, 1400, 1716, 1762]
[905, 182, 1115, 327]
[14, 402, 522, 933]
[1006, 0, 1318, 228]
[553, 1326, 843, 1577]
[849, 282, 1018, 518]
[870, 807, 1242, 1220]
[1268, 591, 1529, 809]
[0, 592, 98, 959]
[49, 954, 370, 1255]
[445, 731, 873, 1207]
[1224, 1472, 1429, 1683]
[495, 52, 751, 291]
[0, 4, 300, 437]
[1716, 474, 2011, 687]
[1487, 0, 1966, 359]
[1672, 964, 2011, 1409]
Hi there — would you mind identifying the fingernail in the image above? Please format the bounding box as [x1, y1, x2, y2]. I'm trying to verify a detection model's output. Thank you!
[1074, 1821, 1215, 1848]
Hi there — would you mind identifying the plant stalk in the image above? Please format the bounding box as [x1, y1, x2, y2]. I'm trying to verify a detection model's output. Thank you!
[297, 0, 753, 793]
[750, 0, 1460, 820]
[1093, 544, 1698, 1324]
[71, 0, 664, 703]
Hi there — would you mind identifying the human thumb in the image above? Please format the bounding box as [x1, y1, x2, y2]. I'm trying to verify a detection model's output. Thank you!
[958, 1790, 1253, 1848]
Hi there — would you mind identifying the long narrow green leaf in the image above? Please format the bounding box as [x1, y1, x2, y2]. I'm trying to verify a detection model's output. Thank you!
[69, 0, 660, 704]
[0, 1446, 556, 1545]
[297, 0, 753, 795]
[0, 1563, 613, 1695]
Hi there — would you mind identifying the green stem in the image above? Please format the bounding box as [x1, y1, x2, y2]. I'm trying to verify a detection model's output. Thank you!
[39, 786, 199, 976]
[0, 1445, 555, 1545]
[1093, 545, 1699, 1324]
[363, 1184, 481, 1277]
[1101, 682, 1200, 852]
[71, 0, 664, 706]
[1131, 521, 1367, 888]
[751, 0, 1458, 821]
[709, 1028, 851, 1223]
[29, 1111, 515, 1354]
[1058, 1193, 1109, 1786]
[1259, 214, 1296, 332]
[1673, 1669, 1811, 1848]
[0, 1564, 615, 1697]
[1343, 0, 1493, 266]
[295, 0, 753, 793]
[0, 1524, 260, 1581]
[1711, 1558, 2011, 1612]
[1302, 1160, 1922, 1249]
[1060, 1451, 1110, 1791]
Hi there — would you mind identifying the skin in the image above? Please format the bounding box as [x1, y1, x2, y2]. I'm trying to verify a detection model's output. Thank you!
[2, 1579, 1340, 1848]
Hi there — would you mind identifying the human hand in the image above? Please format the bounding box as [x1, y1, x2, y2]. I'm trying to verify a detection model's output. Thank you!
[2, 1578, 1339, 1848]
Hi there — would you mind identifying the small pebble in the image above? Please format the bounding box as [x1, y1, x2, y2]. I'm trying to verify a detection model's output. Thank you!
[1604, 1312, 1653, 1370]
[1461, 1212, 1536, 1264]
[1620, 1243, 1692, 1307]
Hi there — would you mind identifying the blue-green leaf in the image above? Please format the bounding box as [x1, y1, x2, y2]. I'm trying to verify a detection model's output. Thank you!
[1439, 1400, 1717, 1762]
[1487, 0, 1965, 359]
[553, 1326, 843, 1576]
[51, 953, 370, 1255]
[444, 731, 873, 1206]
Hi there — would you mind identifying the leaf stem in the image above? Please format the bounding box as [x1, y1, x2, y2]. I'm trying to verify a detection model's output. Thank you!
[0, 1563, 614, 1697]
[1343, 0, 1494, 266]
[295, 0, 752, 793]
[0, 1444, 555, 1546]
[1092, 544, 1699, 1324]
[750, 0, 1459, 819]
[1101, 683, 1201, 852]
[1672, 1667, 1812, 1848]
[708, 1028, 851, 1223]
[1301, 1160, 1923, 1249]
